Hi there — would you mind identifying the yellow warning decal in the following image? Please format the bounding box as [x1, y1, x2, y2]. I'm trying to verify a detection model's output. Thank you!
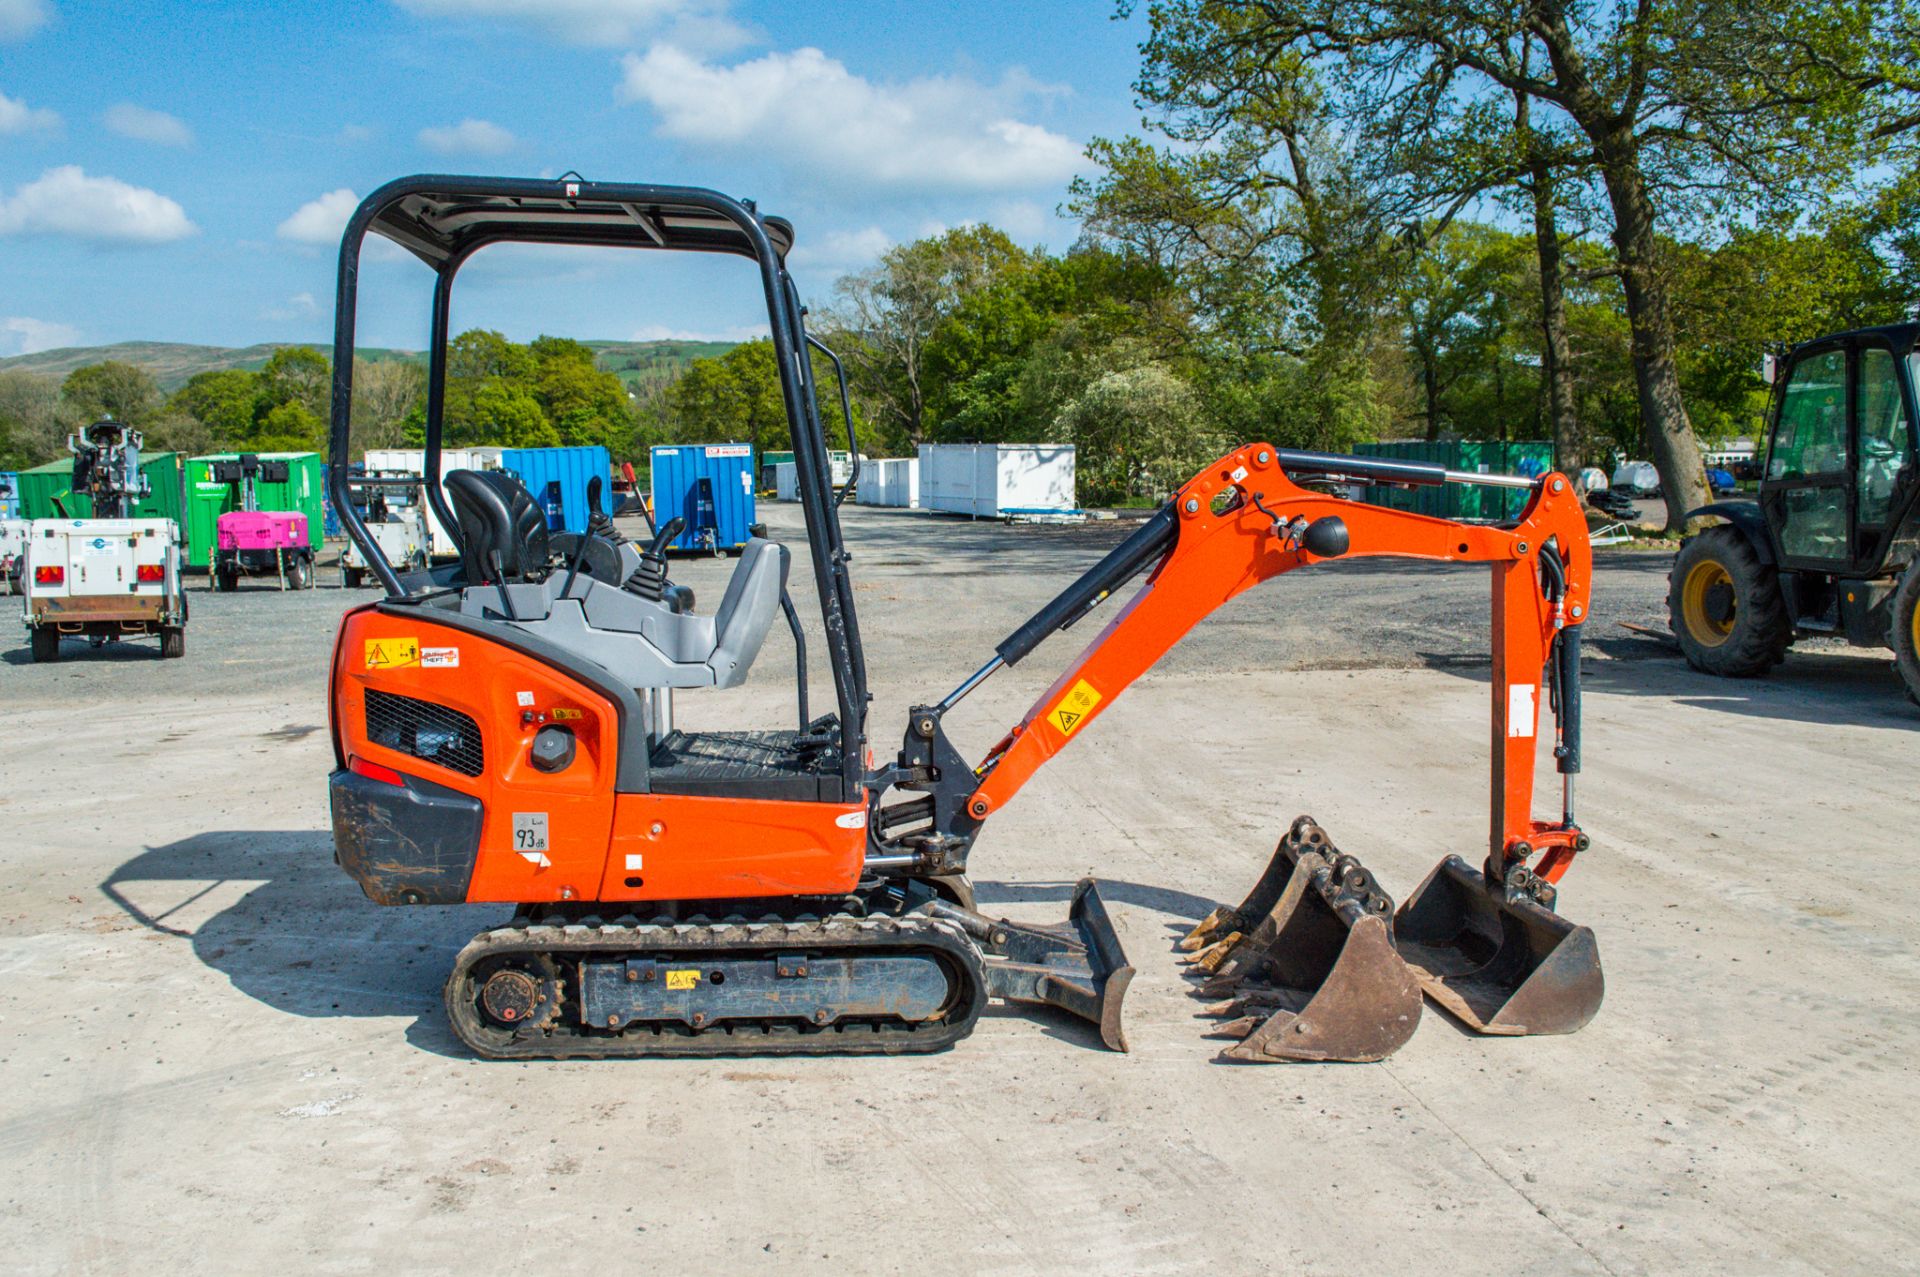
[1048, 678, 1103, 737]
[550, 707, 584, 721]
[665, 970, 701, 991]
[364, 636, 419, 669]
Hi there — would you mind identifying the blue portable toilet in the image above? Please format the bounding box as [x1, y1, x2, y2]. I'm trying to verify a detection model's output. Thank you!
[500, 446, 612, 534]
[0, 472, 19, 520]
[650, 443, 755, 552]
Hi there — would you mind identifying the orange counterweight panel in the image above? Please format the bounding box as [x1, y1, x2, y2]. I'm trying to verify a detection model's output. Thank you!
[599, 793, 868, 903]
[334, 609, 618, 905]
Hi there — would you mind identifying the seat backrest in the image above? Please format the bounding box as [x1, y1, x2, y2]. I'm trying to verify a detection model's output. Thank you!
[708, 538, 790, 688]
[446, 469, 550, 583]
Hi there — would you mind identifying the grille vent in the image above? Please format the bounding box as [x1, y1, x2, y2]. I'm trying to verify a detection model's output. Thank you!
[364, 688, 484, 777]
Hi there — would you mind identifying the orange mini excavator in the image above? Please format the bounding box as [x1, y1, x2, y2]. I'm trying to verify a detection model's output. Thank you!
[324, 175, 1602, 1061]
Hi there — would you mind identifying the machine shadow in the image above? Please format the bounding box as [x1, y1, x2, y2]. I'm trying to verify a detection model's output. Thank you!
[2, 638, 164, 665]
[101, 829, 490, 1058]
[972, 877, 1217, 923]
[1417, 641, 1913, 731]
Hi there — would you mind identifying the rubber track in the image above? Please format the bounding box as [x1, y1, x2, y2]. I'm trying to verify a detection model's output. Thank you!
[445, 912, 988, 1059]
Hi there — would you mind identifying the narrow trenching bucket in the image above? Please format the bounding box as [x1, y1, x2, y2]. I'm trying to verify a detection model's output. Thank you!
[1185, 818, 1423, 1063]
[1392, 855, 1603, 1036]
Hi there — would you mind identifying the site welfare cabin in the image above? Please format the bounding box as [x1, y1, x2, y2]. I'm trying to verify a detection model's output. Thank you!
[361, 446, 505, 558]
[500, 445, 611, 534]
[1356, 440, 1554, 521]
[183, 452, 325, 568]
[650, 443, 756, 552]
[18, 451, 185, 534]
[917, 444, 1077, 518]
[856, 457, 919, 508]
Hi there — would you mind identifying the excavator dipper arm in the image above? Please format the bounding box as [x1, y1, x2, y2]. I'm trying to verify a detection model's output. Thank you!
[877, 442, 1593, 886]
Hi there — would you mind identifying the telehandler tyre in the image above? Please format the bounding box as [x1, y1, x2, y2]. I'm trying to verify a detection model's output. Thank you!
[1890, 561, 1920, 706]
[1669, 525, 1793, 676]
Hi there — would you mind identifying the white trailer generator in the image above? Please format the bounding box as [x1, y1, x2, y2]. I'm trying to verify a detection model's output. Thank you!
[340, 475, 430, 587]
[21, 518, 187, 660]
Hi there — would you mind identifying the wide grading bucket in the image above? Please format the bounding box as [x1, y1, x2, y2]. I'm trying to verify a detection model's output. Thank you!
[1183, 818, 1422, 1062]
[1393, 855, 1603, 1036]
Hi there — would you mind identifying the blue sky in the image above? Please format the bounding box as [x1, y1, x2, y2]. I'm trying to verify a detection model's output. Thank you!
[0, 0, 1148, 356]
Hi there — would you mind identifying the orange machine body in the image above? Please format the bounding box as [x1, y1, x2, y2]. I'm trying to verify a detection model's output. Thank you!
[330, 606, 867, 905]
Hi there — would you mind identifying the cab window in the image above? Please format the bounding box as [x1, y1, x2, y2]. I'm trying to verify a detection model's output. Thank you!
[1769, 349, 1849, 481]
[1857, 347, 1912, 526]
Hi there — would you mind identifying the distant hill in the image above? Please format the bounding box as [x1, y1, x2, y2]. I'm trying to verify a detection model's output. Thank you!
[0, 337, 740, 393]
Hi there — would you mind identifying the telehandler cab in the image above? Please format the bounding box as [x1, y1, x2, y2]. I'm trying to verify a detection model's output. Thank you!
[1671, 324, 1920, 702]
[325, 175, 1603, 1062]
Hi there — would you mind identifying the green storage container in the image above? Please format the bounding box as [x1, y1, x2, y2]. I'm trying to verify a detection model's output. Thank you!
[1356, 440, 1553, 522]
[183, 452, 326, 568]
[17, 451, 186, 536]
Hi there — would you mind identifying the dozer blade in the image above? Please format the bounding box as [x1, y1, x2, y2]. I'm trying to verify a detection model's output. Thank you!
[931, 878, 1134, 1051]
[1191, 820, 1422, 1063]
[1393, 855, 1603, 1036]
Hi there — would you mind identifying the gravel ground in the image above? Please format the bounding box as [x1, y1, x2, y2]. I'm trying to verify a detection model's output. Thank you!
[2, 501, 1915, 1276]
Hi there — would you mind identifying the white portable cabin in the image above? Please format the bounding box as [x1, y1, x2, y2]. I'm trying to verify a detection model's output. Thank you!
[917, 444, 1076, 518]
[856, 457, 919, 508]
[361, 447, 505, 557]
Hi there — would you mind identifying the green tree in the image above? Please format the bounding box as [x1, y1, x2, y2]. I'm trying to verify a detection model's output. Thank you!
[1128, 0, 1913, 527]
[1055, 363, 1224, 504]
[0, 370, 77, 467]
[257, 346, 331, 418]
[62, 361, 160, 426]
[169, 369, 261, 440]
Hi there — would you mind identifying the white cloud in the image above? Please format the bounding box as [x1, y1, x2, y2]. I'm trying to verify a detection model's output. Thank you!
[0, 89, 59, 135]
[618, 45, 1083, 192]
[263, 292, 319, 322]
[417, 118, 517, 156]
[394, 0, 744, 49]
[0, 0, 50, 41]
[277, 188, 359, 245]
[785, 226, 891, 273]
[0, 166, 195, 243]
[0, 315, 80, 356]
[103, 103, 194, 147]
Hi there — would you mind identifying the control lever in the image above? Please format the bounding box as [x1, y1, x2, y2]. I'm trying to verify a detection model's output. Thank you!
[627, 516, 686, 605]
[585, 475, 625, 545]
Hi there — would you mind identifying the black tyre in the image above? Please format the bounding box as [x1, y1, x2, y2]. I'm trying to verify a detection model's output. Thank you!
[1890, 561, 1920, 707]
[215, 563, 237, 592]
[342, 565, 364, 589]
[29, 626, 60, 663]
[288, 554, 314, 590]
[160, 625, 185, 659]
[1668, 525, 1793, 676]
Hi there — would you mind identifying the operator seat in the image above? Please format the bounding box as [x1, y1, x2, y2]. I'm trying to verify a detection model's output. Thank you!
[445, 469, 550, 582]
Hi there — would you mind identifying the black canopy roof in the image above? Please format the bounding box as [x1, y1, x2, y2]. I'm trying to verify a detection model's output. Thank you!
[359, 175, 793, 267]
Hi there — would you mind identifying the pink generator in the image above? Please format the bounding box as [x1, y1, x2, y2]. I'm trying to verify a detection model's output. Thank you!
[211, 456, 316, 591]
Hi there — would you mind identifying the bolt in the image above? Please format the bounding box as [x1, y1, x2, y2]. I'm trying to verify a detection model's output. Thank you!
[1551, 477, 1565, 493]
[691, 1013, 706, 1027]
[778, 965, 791, 977]
[1256, 450, 1271, 465]
[1571, 603, 1584, 619]
[559, 887, 575, 901]
[812, 1010, 830, 1025]
[500, 1007, 518, 1020]
[605, 1014, 621, 1027]
[626, 968, 639, 982]
[650, 822, 665, 837]
[970, 799, 988, 817]
[1184, 498, 1199, 514]
[796, 965, 808, 977]
[1515, 540, 1530, 555]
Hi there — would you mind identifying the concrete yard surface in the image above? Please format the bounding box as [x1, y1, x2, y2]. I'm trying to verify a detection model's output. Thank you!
[1, 504, 1916, 1275]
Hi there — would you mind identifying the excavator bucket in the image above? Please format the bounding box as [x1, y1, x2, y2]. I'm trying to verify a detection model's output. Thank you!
[1187, 819, 1422, 1063]
[1392, 855, 1603, 1036]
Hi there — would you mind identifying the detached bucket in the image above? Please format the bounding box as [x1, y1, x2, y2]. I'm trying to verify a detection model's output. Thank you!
[1190, 820, 1422, 1063]
[1393, 855, 1603, 1036]
[1180, 814, 1325, 973]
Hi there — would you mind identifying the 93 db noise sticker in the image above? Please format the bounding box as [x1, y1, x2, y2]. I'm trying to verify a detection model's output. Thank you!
[512, 812, 549, 863]
[1047, 678, 1103, 737]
